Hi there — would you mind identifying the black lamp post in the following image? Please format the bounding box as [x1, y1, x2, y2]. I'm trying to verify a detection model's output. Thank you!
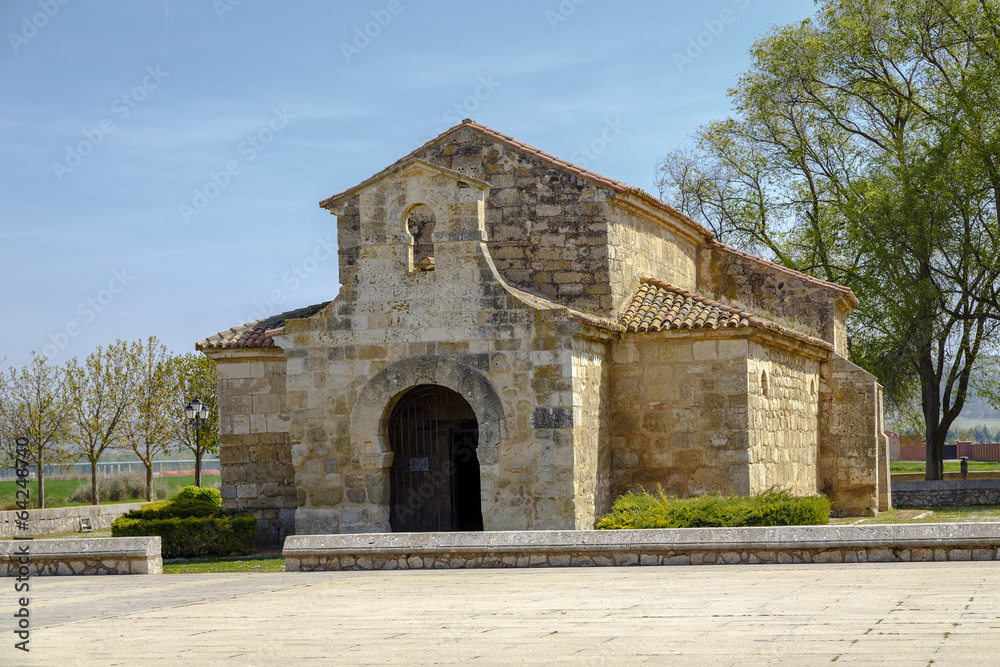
[184, 397, 210, 487]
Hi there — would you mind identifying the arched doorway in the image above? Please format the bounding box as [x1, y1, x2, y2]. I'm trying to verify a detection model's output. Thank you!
[387, 384, 483, 532]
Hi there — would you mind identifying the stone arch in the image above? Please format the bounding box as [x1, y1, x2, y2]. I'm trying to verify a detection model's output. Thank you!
[350, 355, 505, 469]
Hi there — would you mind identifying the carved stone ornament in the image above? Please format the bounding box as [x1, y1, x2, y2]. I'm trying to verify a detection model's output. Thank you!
[359, 452, 394, 470]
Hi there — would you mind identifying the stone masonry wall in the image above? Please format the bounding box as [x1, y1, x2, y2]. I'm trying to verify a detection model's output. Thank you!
[334, 126, 617, 314]
[609, 332, 755, 500]
[702, 245, 849, 355]
[286, 161, 600, 534]
[333, 126, 709, 319]
[746, 340, 821, 496]
[607, 200, 698, 311]
[571, 335, 612, 527]
[0, 502, 144, 538]
[818, 355, 884, 516]
[892, 479, 1000, 507]
[208, 351, 296, 545]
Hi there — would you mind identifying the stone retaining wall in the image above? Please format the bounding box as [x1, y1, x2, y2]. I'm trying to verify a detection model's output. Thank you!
[892, 480, 1000, 507]
[0, 503, 145, 538]
[283, 524, 1000, 571]
[0, 537, 161, 576]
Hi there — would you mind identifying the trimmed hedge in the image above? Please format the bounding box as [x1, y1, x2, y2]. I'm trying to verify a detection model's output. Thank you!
[113, 514, 257, 559]
[112, 485, 256, 559]
[596, 487, 830, 529]
[174, 485, 222, 505]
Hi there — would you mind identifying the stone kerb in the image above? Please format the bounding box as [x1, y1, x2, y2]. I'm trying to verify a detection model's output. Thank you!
[283, 523, 1000, 570]
[0, 537, 162, 576]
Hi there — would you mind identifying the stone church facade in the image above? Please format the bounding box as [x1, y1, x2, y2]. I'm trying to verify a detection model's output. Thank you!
[198, 120, 890, 545]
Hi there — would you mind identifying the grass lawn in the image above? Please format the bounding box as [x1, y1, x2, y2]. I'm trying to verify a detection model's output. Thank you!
[889, 460, 1000, 474]
[163, 556, 285, 574]
[830, 505, 1000, 525]
[0, 475, 220, 510]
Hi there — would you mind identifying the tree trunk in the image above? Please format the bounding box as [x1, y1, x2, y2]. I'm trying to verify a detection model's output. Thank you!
[91, 460, 99, 505]
[195, 448, 203, 488]
[921, 352, 944, 481]
[37, 452, 45, 510]
[145, 462, 153, 501]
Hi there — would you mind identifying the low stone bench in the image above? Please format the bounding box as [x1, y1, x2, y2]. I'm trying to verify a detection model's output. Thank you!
[0, 537, 162, 576]
[284, 523, 1000, 571]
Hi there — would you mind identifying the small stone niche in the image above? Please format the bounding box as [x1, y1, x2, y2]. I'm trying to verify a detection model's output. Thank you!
[407, 204, 436, 271]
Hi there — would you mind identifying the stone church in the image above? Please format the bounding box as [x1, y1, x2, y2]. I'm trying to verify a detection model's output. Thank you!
[198, 120, 890, 545]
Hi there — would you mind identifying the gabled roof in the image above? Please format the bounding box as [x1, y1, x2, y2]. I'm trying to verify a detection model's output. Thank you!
[321, 157, 490, 210]
[319, 120, 711, 240]
[316, 120, 859, 305]
[619, 279, 760, 333]
[196, 302, 331, 351]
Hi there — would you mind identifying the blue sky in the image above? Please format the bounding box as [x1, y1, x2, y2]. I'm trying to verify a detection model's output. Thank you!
[0, 0, 816, 370]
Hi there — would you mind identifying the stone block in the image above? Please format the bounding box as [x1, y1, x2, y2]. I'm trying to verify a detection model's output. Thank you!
[693, 341, 717, 360]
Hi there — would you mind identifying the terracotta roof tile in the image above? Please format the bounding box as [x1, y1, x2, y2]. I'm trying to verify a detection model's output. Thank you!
[197, 301, 331, 351]
[619, 279, 759, 333]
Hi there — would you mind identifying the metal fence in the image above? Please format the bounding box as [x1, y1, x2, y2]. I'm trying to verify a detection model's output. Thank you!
[0, 459, 220, 482]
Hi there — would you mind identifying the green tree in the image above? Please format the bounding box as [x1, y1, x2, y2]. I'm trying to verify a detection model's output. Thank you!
[972, 423, 991, 442]
[119, 337, 178, 501]
[174, 353, 219, 487]
[0, 355, 74, 508]
[64, 340, 134, 505]
[657, 0, 1000, 480]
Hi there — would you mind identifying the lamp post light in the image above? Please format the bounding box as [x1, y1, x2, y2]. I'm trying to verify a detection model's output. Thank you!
[184, 397, 210, 487]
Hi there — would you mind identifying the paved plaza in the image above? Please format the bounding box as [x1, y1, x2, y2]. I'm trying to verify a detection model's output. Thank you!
[4, 562, 1000, 665]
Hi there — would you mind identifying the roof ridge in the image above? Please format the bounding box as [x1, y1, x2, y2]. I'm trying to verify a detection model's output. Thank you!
[708, 241, 859, 306]
[318, 120, 711, 238]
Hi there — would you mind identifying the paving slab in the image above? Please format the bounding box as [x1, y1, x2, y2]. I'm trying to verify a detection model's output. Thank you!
[2, 562, 999, 665]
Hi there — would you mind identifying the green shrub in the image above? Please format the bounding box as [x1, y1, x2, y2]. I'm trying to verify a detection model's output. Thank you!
[111, 486, 256, 559]
[596, 487, 830, 529]
[112, 514, 256, 559]
[174, 485, 222, 506]
[124, 498, 221, 521]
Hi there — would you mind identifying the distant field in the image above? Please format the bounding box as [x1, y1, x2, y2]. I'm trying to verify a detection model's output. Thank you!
[890, 461, 1000, 473]
[949, 417, 1000, 431]
[0, 474, 220, 510]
